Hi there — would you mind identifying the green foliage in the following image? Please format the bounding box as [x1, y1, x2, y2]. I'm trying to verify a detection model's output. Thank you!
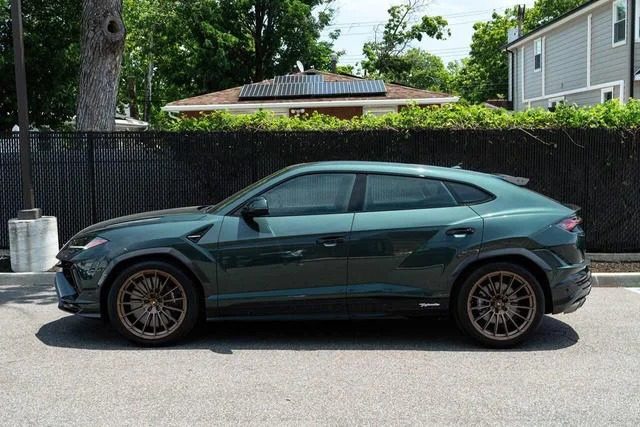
[121, 0, 341, 120]
[159, 100, 640, 132]
[378, 48, 451, 92]
[362, 0, 449, 87]
[0, 0, 81, 129]
[524, 0, 587, 31]
[451, 12, 515, 103]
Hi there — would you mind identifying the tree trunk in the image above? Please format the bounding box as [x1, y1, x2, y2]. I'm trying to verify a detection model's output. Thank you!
[127, 77, 138, 119]
[76, 0, 126, 131]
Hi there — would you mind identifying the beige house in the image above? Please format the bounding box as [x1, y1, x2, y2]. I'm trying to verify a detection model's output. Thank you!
[162, 70, 458, 119]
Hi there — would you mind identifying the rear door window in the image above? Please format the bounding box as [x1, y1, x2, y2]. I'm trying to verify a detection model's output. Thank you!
[363, 175, 457, 212]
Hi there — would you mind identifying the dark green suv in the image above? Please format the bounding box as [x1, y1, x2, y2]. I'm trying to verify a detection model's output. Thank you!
[54, 161, 591, 347]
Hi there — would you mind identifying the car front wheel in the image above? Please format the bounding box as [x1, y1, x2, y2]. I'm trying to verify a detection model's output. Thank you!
[107, 261, 200, 346]
[455, 262, 544, 348]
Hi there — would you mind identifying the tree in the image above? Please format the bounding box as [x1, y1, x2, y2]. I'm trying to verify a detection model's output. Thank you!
[378, 48, 450, 92]
[362, 0, 448, 79]
[0, 0, 81, 130]
[76, 0, 126, 131]
[216, 0, 339, 82]
[524, 0, 586, 31]
[452, 11, 516, 102]
[120, 0, 340, 120]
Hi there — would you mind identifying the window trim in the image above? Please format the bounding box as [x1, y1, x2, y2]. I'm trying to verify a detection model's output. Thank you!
[533, 38, 542, 72]
[358, 173, 496, 213]
[230, 171, 359, 217]
[636, 0, 640, 41]
[361, 174, 458, 213]
[612, 0, 627, 48]
[230, 171, 497, 216]
[601, 87, 615, 103]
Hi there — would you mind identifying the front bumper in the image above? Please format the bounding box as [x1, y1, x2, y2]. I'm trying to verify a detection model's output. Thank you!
[54, 271, 101, 318]
[551, 266, 592, 314]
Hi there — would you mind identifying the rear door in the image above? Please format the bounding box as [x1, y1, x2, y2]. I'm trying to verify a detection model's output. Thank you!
[347, 174, 484, 317]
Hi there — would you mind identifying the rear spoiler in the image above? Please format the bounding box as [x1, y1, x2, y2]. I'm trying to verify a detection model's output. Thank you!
[493, 174, 530, 186]
[563, 203, 581, 213]
[450, 165, 530, 187]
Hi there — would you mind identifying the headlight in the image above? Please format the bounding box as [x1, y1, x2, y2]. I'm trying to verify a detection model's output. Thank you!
[68, 236, 109, 250]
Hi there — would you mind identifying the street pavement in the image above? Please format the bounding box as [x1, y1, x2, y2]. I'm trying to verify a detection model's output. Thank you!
[0, 283, 639, 426]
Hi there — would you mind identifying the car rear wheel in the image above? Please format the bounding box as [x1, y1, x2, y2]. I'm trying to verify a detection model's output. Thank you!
[455, 262, 544, 348]
[107, 261, 199, 346]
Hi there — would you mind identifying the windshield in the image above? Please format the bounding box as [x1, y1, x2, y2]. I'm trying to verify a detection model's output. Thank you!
[205, 166, 295, 214]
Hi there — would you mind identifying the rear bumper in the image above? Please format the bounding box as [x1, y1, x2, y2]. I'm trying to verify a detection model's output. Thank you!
[54, 271, 101, 318]
[550, 266, 592, 314]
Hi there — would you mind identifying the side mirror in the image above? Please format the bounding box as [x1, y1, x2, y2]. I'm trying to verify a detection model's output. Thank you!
[241, 197, 269, 218]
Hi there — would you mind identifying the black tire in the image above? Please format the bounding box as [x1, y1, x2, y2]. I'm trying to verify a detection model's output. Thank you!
[455, 262, 545, 348]
[107, 261, 200, 346]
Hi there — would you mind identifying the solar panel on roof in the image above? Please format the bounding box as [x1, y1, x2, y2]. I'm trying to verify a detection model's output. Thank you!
[238, 76, 387, 100]
[274, 74, 323, 84]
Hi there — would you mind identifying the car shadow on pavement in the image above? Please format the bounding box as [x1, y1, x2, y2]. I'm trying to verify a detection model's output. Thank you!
[0, 284, 58, 306]
[36, 315, 580, 353]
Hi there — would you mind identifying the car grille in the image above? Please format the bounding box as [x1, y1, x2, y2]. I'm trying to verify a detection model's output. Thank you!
[60, 261, 80, 293]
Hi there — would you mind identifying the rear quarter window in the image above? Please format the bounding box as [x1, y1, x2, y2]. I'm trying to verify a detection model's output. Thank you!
[446, 182, 493, 204]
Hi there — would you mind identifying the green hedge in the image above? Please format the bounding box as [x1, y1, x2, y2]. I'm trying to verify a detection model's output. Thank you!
[158, 100, 640, 131]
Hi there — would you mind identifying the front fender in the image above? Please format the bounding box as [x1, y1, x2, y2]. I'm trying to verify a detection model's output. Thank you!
[98, 245, 216, 296]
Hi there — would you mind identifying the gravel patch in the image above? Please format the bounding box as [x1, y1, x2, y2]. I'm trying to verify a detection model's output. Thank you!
[591, 262, 640, 273]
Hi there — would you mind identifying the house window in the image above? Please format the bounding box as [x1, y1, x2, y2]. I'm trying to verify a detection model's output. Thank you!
[601, 87, 615, 103]
[548, 96, 565, 111]
[613, 0, 627, 47]
[534, 38, 542, 72]
[636, 0, 640, 40]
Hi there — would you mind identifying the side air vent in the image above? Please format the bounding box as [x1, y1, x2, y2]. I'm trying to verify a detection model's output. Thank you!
[186, 225, 213, 243]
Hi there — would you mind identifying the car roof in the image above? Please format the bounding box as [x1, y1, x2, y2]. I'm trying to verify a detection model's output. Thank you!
[286, 161, 495, 183]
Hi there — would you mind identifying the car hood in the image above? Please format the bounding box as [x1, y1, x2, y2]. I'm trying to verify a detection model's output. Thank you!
[75, 206, 208, 236]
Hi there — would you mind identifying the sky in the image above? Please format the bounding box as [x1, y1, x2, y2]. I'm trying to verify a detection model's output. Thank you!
[323, 0, 536, 68]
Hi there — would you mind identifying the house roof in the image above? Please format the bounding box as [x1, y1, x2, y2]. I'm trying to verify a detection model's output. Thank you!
[164, 71, 455, 110]
[506, 0, 602, 49]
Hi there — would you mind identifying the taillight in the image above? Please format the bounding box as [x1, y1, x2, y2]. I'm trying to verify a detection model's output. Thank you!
[557, 216, 582, 232]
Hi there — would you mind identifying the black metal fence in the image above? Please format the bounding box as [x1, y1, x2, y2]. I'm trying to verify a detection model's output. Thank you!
[1, 129, 638, 252]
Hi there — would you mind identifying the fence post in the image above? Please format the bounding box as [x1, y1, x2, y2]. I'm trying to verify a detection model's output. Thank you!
[86, 133, 97, 224]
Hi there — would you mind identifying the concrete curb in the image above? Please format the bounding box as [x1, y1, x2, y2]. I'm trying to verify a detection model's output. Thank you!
[0, 272, 639, 288]
[592, 273, 640, 288]
[589, 253, 640, 262]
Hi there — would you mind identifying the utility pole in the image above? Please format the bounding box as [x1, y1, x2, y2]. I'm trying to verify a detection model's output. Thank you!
[9, 0, 59, 273]
[517, 5, 526, 37]
[11, 0, 39, 219]
[144, 33, 154, 123]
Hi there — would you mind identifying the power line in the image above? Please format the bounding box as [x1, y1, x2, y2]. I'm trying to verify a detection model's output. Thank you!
[325, 4, 518, 29]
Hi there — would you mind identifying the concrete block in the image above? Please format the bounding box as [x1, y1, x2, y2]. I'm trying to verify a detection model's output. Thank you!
[8, 216, 59, 272]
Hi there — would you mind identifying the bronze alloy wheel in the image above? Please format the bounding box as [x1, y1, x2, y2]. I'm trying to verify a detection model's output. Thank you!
[466, 271, 537, 341]
[116, 269, 188, 340]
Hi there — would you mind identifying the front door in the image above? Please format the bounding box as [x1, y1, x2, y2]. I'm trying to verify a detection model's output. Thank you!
[347, 174, 484, 317]
[214, 173, 357, 318]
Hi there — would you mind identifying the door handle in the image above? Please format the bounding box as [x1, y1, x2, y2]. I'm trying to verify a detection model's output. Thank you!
[446, 227, 475, 238]
[316, 236, 346, 247]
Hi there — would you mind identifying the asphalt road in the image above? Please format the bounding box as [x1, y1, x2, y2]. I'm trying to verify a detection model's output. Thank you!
[0, 283, 639, 426]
